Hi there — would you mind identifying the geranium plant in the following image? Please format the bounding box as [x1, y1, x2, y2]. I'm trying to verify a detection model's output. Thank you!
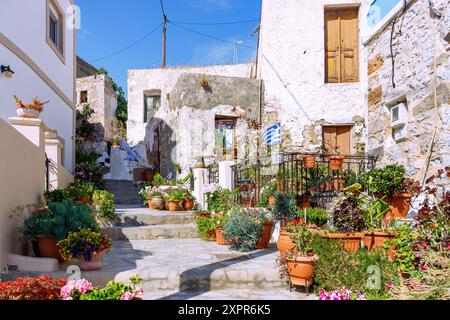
[57, 229, 112, 262]
[0, 275, 66, 300]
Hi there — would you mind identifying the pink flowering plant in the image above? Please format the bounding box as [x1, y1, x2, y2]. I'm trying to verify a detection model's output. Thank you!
[319, 287, 366, 300]
[61, 275, 144, 300]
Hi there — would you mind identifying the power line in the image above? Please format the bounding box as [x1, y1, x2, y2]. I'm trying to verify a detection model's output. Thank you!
[168, 21, 256, 50]
[169, 19, 259, 26]
[89, 23, 163, 63]
[159, 0, 166, 17]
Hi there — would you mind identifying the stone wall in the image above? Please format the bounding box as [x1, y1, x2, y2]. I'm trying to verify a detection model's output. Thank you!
[257, 0, 369, 155]
[125, 65, 260, 179]
[365, 0, 450, 179]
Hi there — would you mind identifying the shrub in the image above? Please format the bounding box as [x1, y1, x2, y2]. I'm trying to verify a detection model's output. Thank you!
[311, 236, 398, 299]
[20, 200, 99, 241]
[195, 217, 216, 240]
[360, 165, 405, 198]
[92, 190, 116, 222]
[0, 276, 66, 300]
[301, 207, 330, 227]
[206, 187, 240, 213]
[272, 192, 297, 222]
[330, 192, 365, 233]
[44, 189, 71, 204]
[223, 208, 265, 252]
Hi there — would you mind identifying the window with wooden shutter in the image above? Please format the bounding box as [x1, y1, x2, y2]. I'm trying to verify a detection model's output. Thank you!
[322, 125, 352, 156]
[325, 7, 359, 83]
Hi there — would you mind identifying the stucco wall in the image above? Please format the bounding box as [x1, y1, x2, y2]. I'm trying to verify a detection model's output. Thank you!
[0, 119, 45, 271]
[257, 0, 369, 154]
[365, 0, 450, 178]
[0, 0, 75, 172]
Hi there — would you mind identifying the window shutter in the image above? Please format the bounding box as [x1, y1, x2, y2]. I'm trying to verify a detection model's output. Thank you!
[340, 8, 359, 82]
[325, 10, 341, 83]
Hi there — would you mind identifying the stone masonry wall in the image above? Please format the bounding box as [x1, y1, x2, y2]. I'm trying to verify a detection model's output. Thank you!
[366, 0, 450, 179]
[257, 0, 369, 155]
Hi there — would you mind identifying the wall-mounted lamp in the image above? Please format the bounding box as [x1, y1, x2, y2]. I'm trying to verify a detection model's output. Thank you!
[1, 65, 14, 78]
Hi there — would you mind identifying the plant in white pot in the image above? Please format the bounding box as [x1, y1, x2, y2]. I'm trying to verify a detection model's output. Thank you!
[13, 95, 49, 118]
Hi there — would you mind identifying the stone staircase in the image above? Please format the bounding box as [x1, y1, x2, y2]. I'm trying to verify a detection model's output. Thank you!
[102, 206, 198, 240]
[105, 180, 143, 205]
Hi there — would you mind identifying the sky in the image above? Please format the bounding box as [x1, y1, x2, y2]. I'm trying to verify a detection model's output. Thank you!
[75, 0, 262, 94]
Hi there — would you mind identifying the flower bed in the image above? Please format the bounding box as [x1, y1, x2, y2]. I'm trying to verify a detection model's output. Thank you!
[0, 276, 66, 300]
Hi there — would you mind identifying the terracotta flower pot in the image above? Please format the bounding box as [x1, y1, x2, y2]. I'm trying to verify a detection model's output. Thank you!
[17, 107, 40, 118]
[277, 231, 296, 255]
[215, 227, 229, 245]
[303, 156, 316, 169]
[168, 200, 181, 212]
[182, 199, 195, 211]
[147, 198, 153, 209]
[386, 193, 413, 219]
[322, 232, 362, 253]
[268, 195, 276, 207]
[195, 212, 211, 219]
[286, 255, 319, 287]
[206, 230, 216, 241]
[241, 198, 254, 208]
[329, 156, 345, 171]
[79, 251, 105, 271]
[256, 222, 273, 249]
[36, 236, 64, 262]
[151, 197, 165, 210]
[363, 231, 395, 251]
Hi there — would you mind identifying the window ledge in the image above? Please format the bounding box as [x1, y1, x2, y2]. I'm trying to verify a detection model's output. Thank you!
[47, 38, 65, 64]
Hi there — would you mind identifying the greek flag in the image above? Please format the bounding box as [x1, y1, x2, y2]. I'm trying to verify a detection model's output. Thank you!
[262, 123, 281, 146]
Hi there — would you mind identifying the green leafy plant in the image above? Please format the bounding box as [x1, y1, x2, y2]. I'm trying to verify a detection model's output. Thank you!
[360, 165, 405, 198]
[384, 224, 419, 276]
[44, 189, 71, 204]
[195, 217, 216, 241]
[57, 228, 112, 261]
[92, 190, 116, 222]
[182, 189, 196, 201]
[77, 275, 143, 300]
[206, 187, 240, 213]
[164, 188, 186, 202]
[301, 207, 330, 227]
[272, 192, 297, 222]
[261, 178, 278, 207]
[223, 208, 265, 252]
[289, 224, 316, 256]
[357, 193, 391, 232]
[20, 200, 99, 241]
[67, 181, 95, 202]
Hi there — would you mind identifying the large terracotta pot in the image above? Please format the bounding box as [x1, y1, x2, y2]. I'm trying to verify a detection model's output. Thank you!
[286, 255, 319, 287]
[206, 230, 216, 241]
[151, 196, 165, 210]
[256, 222, 273, 249]
[36, 236, 63, 262]
[268, 195, 276, 207]
[79, 251, 105, 271]
[215, 227, 229, 245]
[322, 232, 362, 253]
[386, 194, 413, 219]
[329, 156, 345, 171]
[182, 199, 195, 211]
[17, 107, 40, 118]
[277, 231, 295, 254]
[303, 156, 316, 169]
[147, 198, 153, 209]
[168, 200, 181, 212]
[363, 231, 395, 251]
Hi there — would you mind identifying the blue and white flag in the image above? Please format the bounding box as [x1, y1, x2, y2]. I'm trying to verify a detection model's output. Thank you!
[262, 123, 281, 146]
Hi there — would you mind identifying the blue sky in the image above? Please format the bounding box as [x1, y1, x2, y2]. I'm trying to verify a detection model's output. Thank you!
[75, 0, 262, 94]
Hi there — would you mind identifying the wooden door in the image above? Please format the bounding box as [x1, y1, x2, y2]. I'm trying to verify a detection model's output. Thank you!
[323, 126, 352, 155]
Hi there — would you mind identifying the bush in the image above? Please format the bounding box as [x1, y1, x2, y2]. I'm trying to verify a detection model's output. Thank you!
[360, 165, 405, 198]
[0, 276, 66, 300]
[20, 200, 99, 241]
[92, 190, 116, 222]
[44, 189, 71, 204]
[301, 207, 330, 227]
[272, 192, 297, 221]
[223, 208, 267, 252]
[206, 187, 240, 213]
[195, 217, 216, 240]
[311, 236, 398, 299]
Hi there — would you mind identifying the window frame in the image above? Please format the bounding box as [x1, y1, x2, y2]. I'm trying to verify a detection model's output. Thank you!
[79, 90, 88, 104]
[143, 90, 162, 123]
[214, 117, 237, 160]
[46, 0, 65, 64]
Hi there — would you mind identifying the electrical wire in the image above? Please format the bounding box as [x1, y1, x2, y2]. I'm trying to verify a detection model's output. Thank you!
[159, 0, 166, 17]
[168, 21, 257, 50]
[89, 23, 163, 63]
[168, 19, 259, 26]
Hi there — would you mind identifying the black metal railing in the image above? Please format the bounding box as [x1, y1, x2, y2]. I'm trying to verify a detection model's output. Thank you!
[45, 154, 51, 192]
[207, 164, 220, 185]
[232, 152, 377, 209]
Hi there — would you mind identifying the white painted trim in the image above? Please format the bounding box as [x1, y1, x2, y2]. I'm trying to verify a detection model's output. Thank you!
[363, 0, 416, 45]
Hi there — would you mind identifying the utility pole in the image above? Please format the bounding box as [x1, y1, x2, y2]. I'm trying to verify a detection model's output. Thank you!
[162, 14, 167, 68]
[233, 40, 243, 64]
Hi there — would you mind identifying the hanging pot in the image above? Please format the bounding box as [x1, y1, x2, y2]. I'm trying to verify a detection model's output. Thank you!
[329, 156, 345, 170]
[303, 156, 316, 169]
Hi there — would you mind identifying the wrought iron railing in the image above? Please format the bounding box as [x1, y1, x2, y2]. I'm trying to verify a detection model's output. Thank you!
[45, 154, 51, 192]
[232, 152, 377, 209]
[207, 164, 220, 185]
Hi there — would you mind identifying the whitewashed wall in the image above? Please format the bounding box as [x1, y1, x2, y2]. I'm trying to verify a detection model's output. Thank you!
[0, 0, 75, 172]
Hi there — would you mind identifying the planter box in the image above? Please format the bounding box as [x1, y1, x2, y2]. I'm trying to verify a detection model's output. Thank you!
[363, 232, 395, 251]
[321, 232, 363, 253]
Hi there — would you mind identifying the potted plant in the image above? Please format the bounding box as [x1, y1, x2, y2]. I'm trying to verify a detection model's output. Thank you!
[303, 155, 316, 169]
[165, 188, 185, 211]
[261, 179, 278, 207]
[277, 219, 304, 256]
[285, 224, 319, 288]
[19, 200, 99, 261]
[13, 95, 49, 118]
[182, 190, 196, 211]
[324, 145, 345, 170]
[360, 165, 416, 219]
[67, 181, 95, 205]
[92, 190, 116, 224]
[140, 186, 165, 210]
[195, 216, 217, 241]
[58, 229, 112, 271]
[304, 207, 330, 229]
[193, 210, 212, 219]
[214, 213, 230, 245]
[322, 192, 365, 252]
[254, 209, 274, 249]
[358, 194, 395, 251]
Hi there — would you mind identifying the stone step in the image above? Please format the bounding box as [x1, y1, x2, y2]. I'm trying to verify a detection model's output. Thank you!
[116, 209, 195, 226]
[102, 224, 198, 240]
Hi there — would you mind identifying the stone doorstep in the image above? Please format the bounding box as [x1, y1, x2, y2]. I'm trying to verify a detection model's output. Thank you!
[117, 211, 195, 226]
[102, 224, 199, 240]
[7, 254, 59, 273]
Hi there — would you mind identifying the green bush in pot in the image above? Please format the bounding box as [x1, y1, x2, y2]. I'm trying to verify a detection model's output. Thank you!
[360, 165, 405, 198]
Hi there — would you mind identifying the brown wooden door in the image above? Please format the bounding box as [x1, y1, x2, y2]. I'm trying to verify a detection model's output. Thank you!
[323, 126, 352, 155]
[325, 7, 359, 83]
